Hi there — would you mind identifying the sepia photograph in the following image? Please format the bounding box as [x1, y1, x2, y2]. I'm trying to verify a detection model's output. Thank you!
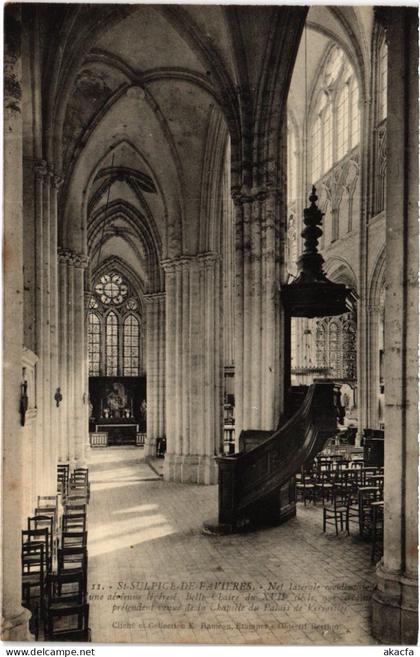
[2, 1, 418, 649]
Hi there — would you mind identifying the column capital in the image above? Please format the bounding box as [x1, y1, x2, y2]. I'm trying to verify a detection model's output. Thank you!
[57, 247, 89, 269]
[34, 159, 48, 180]
[162, 252, 220, 273]
[51, 174, 64, 189]
[231, 185, 279, 206]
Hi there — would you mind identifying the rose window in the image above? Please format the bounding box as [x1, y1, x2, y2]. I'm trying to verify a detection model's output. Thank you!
[95, 273, 128, 306]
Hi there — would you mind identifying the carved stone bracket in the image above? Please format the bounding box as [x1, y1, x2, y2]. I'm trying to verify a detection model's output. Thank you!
[162, 252, 220, 274]
[57, 247, 89, 269]
[231, 185, 278, 206]
[34, 159, 48, 180]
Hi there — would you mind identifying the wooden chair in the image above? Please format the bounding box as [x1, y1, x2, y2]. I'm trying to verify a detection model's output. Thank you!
[21, 542, 45, 628]
[28, 516, 55, 566]
[296, 475, 317, 506]
[35, 506, 57, 535]
[57, 547, 88, 590]
[62, 513, 86, 533]
[358, 486, 381, 537]
[22, 528, 51, 573]
[370, 501, 384, 564]
[314, 471, 333, 504]
[61, 531, 87, 550]
[44, 603, 90, 642]
[46, 571, 86, 609]
[323, 488, 351, 535]
[64, 503, 87, 518]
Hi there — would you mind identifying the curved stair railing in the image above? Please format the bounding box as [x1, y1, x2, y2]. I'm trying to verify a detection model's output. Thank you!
[207, 381, 341, 533]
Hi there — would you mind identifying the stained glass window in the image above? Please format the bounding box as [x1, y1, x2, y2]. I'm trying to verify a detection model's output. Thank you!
[378, 39, 388, 121]
[337, 84, 349, 160]
[315, 313, 357, 380]
[88, 270, 143, 377]
[309, 45, 360, 184]
[323, 104, 333, 173]
[123, 314, 140, 376]
[311, 116, 322, 183]
[324, 46, 344, 86]
[88, 312, 101, 376]
[105, 312, 119, 375]
[126, 298, 138, 311]
[350, 77, 360, 149]
[95, 272, 128, 306]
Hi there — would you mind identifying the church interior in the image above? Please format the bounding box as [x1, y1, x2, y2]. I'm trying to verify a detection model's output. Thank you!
[3, 3, 418, 645]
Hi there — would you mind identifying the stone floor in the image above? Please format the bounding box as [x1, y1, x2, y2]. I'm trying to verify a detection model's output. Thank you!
[87, 447, 379, 646]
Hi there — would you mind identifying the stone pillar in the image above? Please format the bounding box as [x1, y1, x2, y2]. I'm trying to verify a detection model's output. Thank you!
[366, 303, 381, 429]
[41, 165, 53, 491]
[2, 4, 32, 639]
[49, 174, 63, 468]
[72, 254, 89, 466]
[233, 189, 283, 442]
[144, 292, 166, 457]
[30, 159, 61, 495]
[67, 255, 76, 466]
[57, 249, 89, 467]
[372, 8, 419, 644]
[163, 254, 223, 484]
[58, 251, 69, 462]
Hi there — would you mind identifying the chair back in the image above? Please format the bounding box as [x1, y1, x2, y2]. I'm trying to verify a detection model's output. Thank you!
[45, 603, 90, 641]
[61, 531, 87, 549]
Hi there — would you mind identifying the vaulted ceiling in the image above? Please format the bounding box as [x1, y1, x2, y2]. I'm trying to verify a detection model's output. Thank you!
[35, 5, 373, 293]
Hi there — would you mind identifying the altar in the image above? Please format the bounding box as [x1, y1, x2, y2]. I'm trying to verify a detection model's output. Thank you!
[88, 376, 146, 447]
[95, 420, 139, 446]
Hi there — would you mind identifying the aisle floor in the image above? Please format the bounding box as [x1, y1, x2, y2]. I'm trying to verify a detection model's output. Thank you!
[87, 447, 378, 646]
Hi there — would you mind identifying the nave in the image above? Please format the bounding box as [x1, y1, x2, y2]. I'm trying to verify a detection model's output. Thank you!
[86, 448, 377, 645]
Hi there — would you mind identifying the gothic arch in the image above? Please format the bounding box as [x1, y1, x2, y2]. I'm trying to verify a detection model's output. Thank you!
[91, 255, 145, 314]
[88, 200, 164, 293]
[324, 256, 358, 293]
[369, 245, 386, 309]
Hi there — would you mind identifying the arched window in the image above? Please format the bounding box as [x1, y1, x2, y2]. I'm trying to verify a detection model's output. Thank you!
[350, 77, 360, 148]
[287, 118, 299, 202]
[311, 115, 322, 182]
[328, 321, 340, 376]
[123, 314, 140, 376]
[374, 34, 387, 215]
[88, 312, 101, 376]
[315, 312, 357, 380]
[87, 269, 144, 377]
[378, 38, 388, 121]
[309, 44, 360, 184]
[337, 84, 349, 160]
[105, 312, 119, 376]
[324, 103, 333, 173]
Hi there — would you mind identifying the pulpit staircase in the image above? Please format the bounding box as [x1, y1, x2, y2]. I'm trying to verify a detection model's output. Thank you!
[204, 381, 341, 534]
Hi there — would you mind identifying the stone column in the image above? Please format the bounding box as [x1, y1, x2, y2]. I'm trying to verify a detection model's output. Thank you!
[58, 250, 69, 462]
[67, 255, 76, 466]
[372, 8, 419, 644]
[2, 4, 32, 639]
[163, 254, 223, 484]
[49, 174, 63, 468]
[58, 249, 89, 467]
[366, 303, 381, 429]
[144, 292, 166, 457]
[41, 165, 53, 491]
[29, 160, 61, 495]
[72, 253, 89, 467]
[233, 189, 284, 442]
[32, 159, 48, 494]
